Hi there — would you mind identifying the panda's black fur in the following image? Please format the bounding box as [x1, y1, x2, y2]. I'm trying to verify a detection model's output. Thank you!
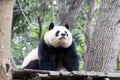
[24, 59, 38, 69]
[38, 38, 79, 71]
[22, 23, 79, 71]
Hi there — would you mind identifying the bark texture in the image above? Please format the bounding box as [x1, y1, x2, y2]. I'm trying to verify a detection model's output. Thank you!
[0, 0, 14, 80]
[50, 0, 54, 22]
[84, 0, 120, 72]
[58, 0, 82, 31]
[84, 0, 95, 69]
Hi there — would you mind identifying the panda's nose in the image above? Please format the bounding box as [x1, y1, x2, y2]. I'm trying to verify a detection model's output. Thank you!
[61, 33, 66, 36]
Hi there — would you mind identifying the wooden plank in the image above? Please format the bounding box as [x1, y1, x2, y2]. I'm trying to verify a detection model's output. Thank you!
[60, 71, 71, 76]
[13, 69, 120, 80]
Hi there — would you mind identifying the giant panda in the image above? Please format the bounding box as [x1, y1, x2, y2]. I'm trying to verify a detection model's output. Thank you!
[22, 23, 79, 71]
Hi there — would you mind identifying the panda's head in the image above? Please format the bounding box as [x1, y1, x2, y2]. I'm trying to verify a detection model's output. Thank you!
[44, 23, 72, 48]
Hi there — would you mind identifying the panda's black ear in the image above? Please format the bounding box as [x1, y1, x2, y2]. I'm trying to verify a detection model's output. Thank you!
[65, 24, 69, 30]
[49, 22, 54, 30]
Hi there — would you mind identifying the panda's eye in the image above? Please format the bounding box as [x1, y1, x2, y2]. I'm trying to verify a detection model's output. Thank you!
[65, 31, 68, 36]
[55, 31, 60, 37]
[65, 31, 67, 34]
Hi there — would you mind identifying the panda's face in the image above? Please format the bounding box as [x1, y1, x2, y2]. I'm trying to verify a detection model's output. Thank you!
[54, 27, 69, 41]
[44, 23, 72, 48]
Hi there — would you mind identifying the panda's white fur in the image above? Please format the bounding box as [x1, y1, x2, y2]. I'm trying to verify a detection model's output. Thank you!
[44, 26, 72, 48]
[21, 48, 38, 68]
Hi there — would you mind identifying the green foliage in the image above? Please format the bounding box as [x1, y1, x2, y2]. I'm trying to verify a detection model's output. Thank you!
[117, 19, 120, 25]
[12, 0, 40, 66]
[29, 24, 39, 38]
[79, 61, 84, 70]
[72, 27, 84, 56]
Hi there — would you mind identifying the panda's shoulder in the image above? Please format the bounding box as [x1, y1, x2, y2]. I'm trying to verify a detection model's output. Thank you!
[39, 36, 46, 45]
[67, 40, 76, 49]
[38, 36, 49, 49]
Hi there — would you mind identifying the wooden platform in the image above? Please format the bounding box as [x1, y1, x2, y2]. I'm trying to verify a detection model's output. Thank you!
[13, 69, 120, 80]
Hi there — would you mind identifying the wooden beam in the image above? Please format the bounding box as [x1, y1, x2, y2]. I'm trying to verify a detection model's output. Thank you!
[13, 69, 120, 80]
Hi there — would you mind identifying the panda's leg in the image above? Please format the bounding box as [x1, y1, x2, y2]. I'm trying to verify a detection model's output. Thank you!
[39, 54, 54, 70]
[24, 59, 39, 69]
[64, 52, 79, 71]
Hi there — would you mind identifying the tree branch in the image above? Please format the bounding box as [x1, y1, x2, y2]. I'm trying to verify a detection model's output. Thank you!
[37, 15, 42, 40]
[37, 2, 46, 40]
[17, 0, 31, 27]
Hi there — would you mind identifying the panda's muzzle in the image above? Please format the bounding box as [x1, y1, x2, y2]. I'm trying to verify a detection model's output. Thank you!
[59, 33, 67, 40]
[61, 33, 66, 36]
[59, 37, 66, 40]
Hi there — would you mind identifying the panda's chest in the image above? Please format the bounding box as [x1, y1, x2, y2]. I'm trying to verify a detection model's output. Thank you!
[49, 47, 67, 61]
[52, 49, 66, 71]
[50, 47, 67, 54]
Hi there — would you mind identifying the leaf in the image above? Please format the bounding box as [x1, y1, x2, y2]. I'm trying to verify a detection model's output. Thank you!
[29, 33, 38, 38]
[116, 19, 120, 25]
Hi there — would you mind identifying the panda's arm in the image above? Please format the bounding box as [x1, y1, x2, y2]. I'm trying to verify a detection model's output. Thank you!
[64, 42, 79, 71]
[38, 38, 54, 70]
[38, 54, 54, 70]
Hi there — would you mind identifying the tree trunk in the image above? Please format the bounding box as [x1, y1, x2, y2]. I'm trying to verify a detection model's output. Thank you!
[84, 0, 120, 72]
[50, 0, 54, 22]
[84, 0, 95, 69]
[0, 0, 14, 80]
[58, 0, 82, 31]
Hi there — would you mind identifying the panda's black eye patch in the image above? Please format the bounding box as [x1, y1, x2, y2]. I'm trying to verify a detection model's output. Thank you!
[55, 31, 60, 37]
[65, 31, 68, 36]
